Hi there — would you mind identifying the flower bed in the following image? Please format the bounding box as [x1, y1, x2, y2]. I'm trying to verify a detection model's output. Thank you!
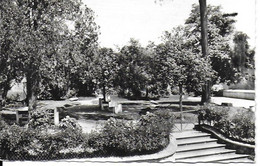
[197, 104, 255, 144]
[0, 109, 174, 160]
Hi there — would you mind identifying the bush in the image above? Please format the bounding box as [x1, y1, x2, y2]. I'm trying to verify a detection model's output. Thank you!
[228, 109, 255, 142]
[89, 109, 174, 156]
[32, 126, 93, 160]
[28, 109, 54, 129]
[229, 76, 255, 90]
[0, 110, 175, 160]
[0, 119, 7, 130]
[0, 117, 94, 160]
[198, 104, 255, 144]
[0, 124, 34, 160]
[59, 116, 82, 131]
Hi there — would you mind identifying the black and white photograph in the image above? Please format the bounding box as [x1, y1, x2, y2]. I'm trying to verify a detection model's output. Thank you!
[0, 0, 258, 165]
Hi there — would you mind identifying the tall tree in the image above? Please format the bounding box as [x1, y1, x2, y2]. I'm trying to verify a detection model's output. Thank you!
[185, 4, 239, 85]
[93, 47, 117, 102]
[232, 32, 254, 72]
[199, 0, 212, 104]
[161, 26, 214, 111]
[0, 1, 24, 105]
[156, 0, 212, 103]
[114, 39, 150, 98]
[0, 0, 99, 109]
[198, 0, 208, 58]
[144, 42, 171, 98]
[39, 3, 99, 99]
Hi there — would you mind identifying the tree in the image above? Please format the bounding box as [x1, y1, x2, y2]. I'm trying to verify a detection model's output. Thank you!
[161, 26, 214, 111]
[93, 47, 117, 102]
[0, 0, 99, 110]
[199, 0, 211, 103]
[62, 5, 99, 97]
[0, 0, 24, 105]
[42, 3, 99, 99]
[185, 4, 238, 85]
[143, 42, 172, 98]
[156, 0, 212, 103]
[114, 39, 150, 98]
[232, 32, 254, 72]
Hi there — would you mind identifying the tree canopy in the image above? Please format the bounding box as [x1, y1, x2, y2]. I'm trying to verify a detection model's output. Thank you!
[0, 1, 255, 106]
[0, 0, 99, 108]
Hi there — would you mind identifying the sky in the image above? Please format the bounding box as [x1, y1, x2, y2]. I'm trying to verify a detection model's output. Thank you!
[82, 0, 256, 49]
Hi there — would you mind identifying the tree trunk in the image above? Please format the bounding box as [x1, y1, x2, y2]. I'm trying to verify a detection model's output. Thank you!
[1, 78, 11, 106]
[179, 84, 183, 131]
[26, 73, 37, 111]
[179, 84, 183, 113]
[145, 88, 149, 99]
[199, 0, 211, 104]
[201, 79, 211, 104]
[102, 84, 106, 102]
[199, 0, 208, 58]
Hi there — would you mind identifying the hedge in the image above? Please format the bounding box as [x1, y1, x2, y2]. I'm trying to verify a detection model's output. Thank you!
[0, 117, 94, 160]
[88, 109, 174, 156]
[198, 104, 255, 144]
[0, 109, 174, 160]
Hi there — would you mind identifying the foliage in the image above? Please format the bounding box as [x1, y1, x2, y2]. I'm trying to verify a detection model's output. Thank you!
[0, 1, 24, 105]
[161, 26, 214, 95]
[114, 39, 151, 98]
[88, 109, 174, 156]
[198, 104, 255, 143]
[59, 116, 83, 132]
[28, 109, 54, 129]
[145, 43, 176, 97]
[0, 110, 174, 160]
[184, 4, 239, 84]
[0, 117, 93, 160]
[0, 124, 33, 160]
[232, 32, 255, 72]
[185, 4, 236, 38]
[230, 32, 255, 89]
[28, 109, 82, 130]
[0, 119, 8, 131]
[228, 78, 255, 90]
[0, 0, 99, 105]
[93, 47, 118, 101]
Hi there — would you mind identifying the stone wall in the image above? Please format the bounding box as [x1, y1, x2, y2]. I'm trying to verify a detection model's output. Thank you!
[223, 90, 255, 100]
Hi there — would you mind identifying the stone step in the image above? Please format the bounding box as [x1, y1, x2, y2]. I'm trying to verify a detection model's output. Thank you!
[218, 158, 254, 163]
[176, 141, 225, 152]
[175, 147, 235, 160]
[177, 152, 250, 163]
[173, 131, 211, 139]
[176, 136, 217, 146]
[171, 128, 254, 163]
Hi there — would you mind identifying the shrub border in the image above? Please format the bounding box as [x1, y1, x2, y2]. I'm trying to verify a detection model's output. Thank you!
[56, 134, 177, 162]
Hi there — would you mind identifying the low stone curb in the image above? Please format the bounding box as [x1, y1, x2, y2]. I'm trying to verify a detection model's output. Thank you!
[58, 134, 177, 163]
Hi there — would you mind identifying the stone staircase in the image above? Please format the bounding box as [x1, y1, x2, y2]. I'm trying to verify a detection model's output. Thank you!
[172, 130, 253, 163]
